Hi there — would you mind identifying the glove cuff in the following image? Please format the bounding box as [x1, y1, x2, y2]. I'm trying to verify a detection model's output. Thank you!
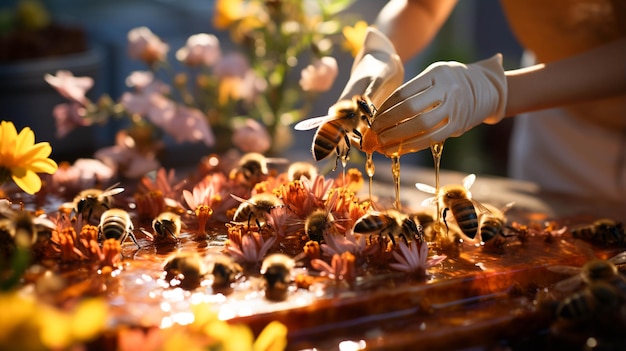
[471, 53, 507, 124]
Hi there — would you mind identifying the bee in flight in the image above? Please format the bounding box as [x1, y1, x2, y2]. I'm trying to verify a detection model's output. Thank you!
[416, 174, 483, 240]
[353, 209, 424, 247]
[294, 95, 376, 168]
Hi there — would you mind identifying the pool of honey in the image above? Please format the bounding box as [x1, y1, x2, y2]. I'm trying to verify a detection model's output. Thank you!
[10, 164, 626, 351]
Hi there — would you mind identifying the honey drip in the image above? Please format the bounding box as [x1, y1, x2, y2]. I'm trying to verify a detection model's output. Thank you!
[391, 155, 401, 210]
[430, 141, 445, 235]
[365, 152, 375, 203]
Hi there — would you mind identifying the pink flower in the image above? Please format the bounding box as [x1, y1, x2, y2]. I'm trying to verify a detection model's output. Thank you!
[95, 131, 160, 179]
[310, 251, 356, 284]
[52, 102, 89, 138]
[121, 73, 171, 117]
[50, 158, 115, 195]
[321, 230, 366, 257]
[390, 241, 447, 277]
[138, 167, 185, 200]
[231, 118, 270, 153]
[127, 27, 169, 65]
[165, 105, 215, 147]
[44, 70, 93, 105]
[176, 33, 221, 67]
[227, 231, 277, 265]
[299, 56, 338, 92]
[213, 52, 249, 78]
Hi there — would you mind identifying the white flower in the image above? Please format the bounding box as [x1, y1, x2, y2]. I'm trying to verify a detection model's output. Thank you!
[299, 56, 338, 92]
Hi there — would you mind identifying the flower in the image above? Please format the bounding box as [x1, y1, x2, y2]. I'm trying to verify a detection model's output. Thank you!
[44, 70, 93, 105]
[175, 33, 221, 67]
[231, 118, 271, 153]
[45, 2, 362, 180]
[342, 20, 369, 56]
[0, 120, 58, 194]
[299, 56, 339, 92]
[390, 240, 447, 277]
[127, 26, 170, 66]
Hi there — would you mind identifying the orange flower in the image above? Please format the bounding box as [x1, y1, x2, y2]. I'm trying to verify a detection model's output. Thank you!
[0, 121, 58, 194]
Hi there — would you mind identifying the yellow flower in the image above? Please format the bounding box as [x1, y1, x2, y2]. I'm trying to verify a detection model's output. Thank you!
[213, 0, 244, 30]
[342, 20, 369, 57]
[253, 321, 288, 351]
[0, 120, 58, 194]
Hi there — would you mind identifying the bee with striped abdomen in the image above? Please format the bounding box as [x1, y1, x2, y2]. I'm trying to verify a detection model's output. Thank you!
[231, 193, 283, 228]
[571, 218, 625, 246]
[98, 208, 140, 248]
[353, 209, 424, 246]
[416, 174, 483, 240]
[295, 95, 375, 168]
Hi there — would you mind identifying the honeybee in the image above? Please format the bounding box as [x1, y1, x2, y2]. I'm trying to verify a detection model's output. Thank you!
[549, 241, 626, 293]
[261, 253, 295, 302]
[73, 183, 124, 223]
[477, 202, 515, 244]
[304, 208, 340, 243]
[571, 218, 625, 246]
[229, 152, 288, 186]
[556, 281, 621, 321]
[353, 209, 424, 246]
[163, 252, 206, 290]
[207, 254, 243, 291]
[416, 174, 482, 239]
[152, 211, 183, 242]
[287, 161, 318, 182]
[294, 95, 375, 166]
[98, 208, 140, 248]
[231, 193, 283, 228]
[0, 207, 55, 248]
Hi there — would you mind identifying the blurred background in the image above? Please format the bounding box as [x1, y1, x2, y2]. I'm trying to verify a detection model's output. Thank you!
[0, 0, 522, 177]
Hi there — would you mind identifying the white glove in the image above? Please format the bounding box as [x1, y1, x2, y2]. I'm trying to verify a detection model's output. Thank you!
[371, 54, 507, 156]
[337, 26, 404, 108]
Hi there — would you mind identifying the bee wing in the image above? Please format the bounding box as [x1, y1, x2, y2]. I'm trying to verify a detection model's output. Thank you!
[101, 187, 125, 197]
[553, 274, 584, 293]
[230, 194, 248, 204]
[265, 157, 289, 165]
[139, 227, 154, 240]
[463, 174, 476, 191]
[415, 182, 437, 194]
[294, 115, 330, 131]
[420, 196, 437, 208]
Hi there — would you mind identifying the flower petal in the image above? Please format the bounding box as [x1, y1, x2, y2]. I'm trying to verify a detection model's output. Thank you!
[30, 158, 58, 174]
[12, 168, 42, 194]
